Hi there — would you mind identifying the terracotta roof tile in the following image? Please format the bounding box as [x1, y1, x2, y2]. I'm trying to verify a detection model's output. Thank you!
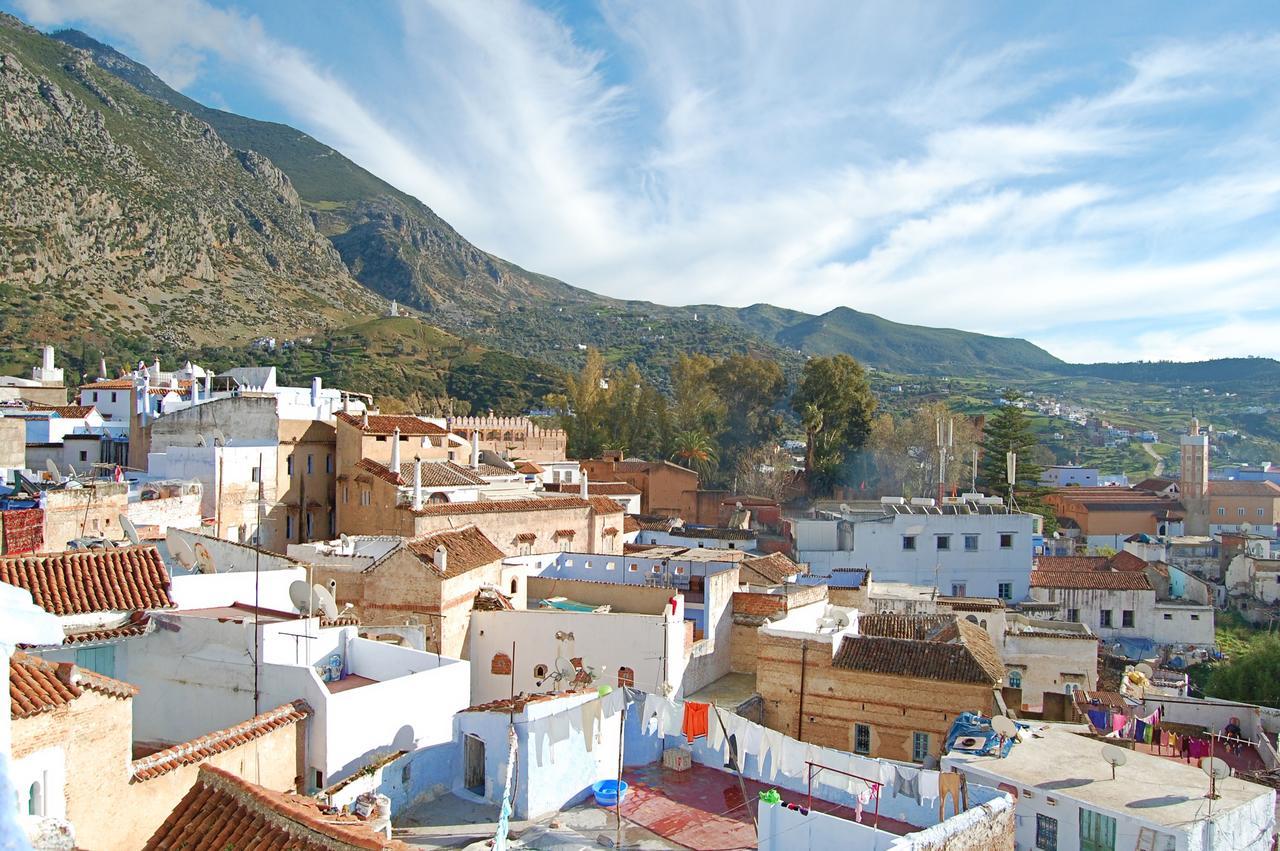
[142, 764, 411, 850]
[58, 616, 152, 646]
[515, 461, 544, 475]
[10, 652, 138, 718]
[587, 495, 624, 515]
[670, 526, 756, 541]
[857, 613, 956, 640]
[554, 529, 576, 538]
[834, 614, 1004, 685]
[79, 379, 136, 390]
[26, 404, 95, 418]
[397, 461, 487, 487]
[336, 412, 446, 436]
[131, 701, 310, 782]
[473, 588, 514, 612]
[408, 496, 591, 517]
[544, 481, 641, 496]
[0, 545, 174, 616]
[1208, 480, 1280, 497]
[405, 526, 505, 578]
[354, 458, 404, 485]
[1030, 569, 1152, 590]
[739, 552, 802, 586]
[623, 516, 640, 534]
[1107, 551, 1150, 572]
[514, 532, 537, 543]
[1036, 555, 1109, 573]
[602, 527, 619, 536]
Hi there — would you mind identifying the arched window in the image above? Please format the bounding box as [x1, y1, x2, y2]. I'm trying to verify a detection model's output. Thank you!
[533, 663, 549, 680]
[491, 653, 512, 675]
[510, 577, 519, 595]
[617, 666, 635, 688]
[428, 491, 450, 504]
[1008, 670, 1023, 689]
[28, 781, 42, 816]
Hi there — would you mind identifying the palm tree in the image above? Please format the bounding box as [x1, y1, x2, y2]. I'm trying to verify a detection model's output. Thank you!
[670, 430, 718, 481]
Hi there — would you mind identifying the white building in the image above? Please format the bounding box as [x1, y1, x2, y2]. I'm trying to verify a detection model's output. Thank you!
[148, 442, 278, 545]
[1029, 569, 1215, 648]
[944, 725, 1275, 851]
[793, 496, 1041, 601]
[1041, 465, 1100, 487]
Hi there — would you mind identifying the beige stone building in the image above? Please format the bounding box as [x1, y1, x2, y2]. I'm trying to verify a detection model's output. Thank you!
[9, 652, 307, 850]
[447, 415, 567, 463]
[756, 612, 1003, 764]
[313, 525, 525, 659]
[39, 481, 129, 551]
[0, 416, 24, 470]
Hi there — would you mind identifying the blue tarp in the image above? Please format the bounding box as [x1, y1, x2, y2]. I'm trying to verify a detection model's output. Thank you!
[945, 712, 1027, 758]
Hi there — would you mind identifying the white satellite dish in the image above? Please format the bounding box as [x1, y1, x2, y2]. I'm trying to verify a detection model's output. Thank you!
[1135, 662, 1154, 678]
[192, 541, 216, 574]
[312, 584, 339, 619]
[839, 503, 850, 513]
[1102, 745, 1128, 779]
[1240, 521, 1253, 536]
[339, 533, 351, 552]
[991, 715, 1017, 739]
[170, 536, 197, 569]
[118, 514, 141, 546]
[1201, 757, 1230, 780]
[289, 580, 313, 614]
[45, 458, 62, 480]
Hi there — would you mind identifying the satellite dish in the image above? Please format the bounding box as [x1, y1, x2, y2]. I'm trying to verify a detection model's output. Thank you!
[193, 541, 216, 574]
[195, 434, 206, 447]
[1201, 757, 1230, 780]
[1240, 521, 1253, 536]
[170, 536, 197, 569]
[339, 533, 351, 551]
[312, 584, 339, 619]
[289, 580, 313, 614]
[1102, 745, 1128, 779]
[118, 514, 141, 546]
[45, 458, 61, 480]
[991, 716, 1017, 738]
[65, 464, 78, 478]
[840, 503, 850, 513]
[1135, 663, 1154, 678]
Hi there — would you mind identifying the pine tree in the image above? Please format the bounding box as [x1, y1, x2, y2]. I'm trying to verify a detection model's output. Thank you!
[979, 396, 1056, 533]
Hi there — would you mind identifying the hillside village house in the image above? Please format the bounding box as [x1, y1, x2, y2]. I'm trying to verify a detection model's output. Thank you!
[0, 346, 68, 407]
[791, 495, 1041, 601]
[1044, 486, 1185, 552]
[580, 451, 701, 517]
[755, 611, 1004, 764]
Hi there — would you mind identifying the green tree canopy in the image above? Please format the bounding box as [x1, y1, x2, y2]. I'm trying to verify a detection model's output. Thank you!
[1209, 635, 1280, 709]
[709, 354, 786, 459]
[790, 354, 877, 494]
[979, 396, 1055, 532]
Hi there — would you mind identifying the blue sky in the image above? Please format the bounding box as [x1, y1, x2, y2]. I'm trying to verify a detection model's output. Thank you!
[10, 0, 1280, 363]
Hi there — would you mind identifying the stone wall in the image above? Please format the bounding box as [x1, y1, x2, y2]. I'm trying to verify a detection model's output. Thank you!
[41, 481, 128, 551]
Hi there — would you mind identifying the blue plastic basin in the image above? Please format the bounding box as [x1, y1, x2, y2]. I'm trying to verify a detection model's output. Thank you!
[592, 779, 629, 807]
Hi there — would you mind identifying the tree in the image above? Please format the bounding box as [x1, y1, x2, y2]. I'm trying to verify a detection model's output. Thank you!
[709, 355, 786, 460]
[979, 396, 1055, 532]
[670, 353, 725, 437]
[732, 445, 797, 502]
[1209, 635, 1280, 709]
[553, 350, 670, 460]
[790, 354, 877, 494]
[670, 430, 718, 481]
[869, 402, 982, 497]
[557, 349, 609, 458]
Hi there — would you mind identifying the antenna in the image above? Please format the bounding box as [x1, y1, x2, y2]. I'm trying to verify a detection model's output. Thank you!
[312, 584, 339, 620]
[193, 541, 216, 574]
[169, 536, 197, 569]
[1101, 745, 1128, 780]
[118, 514, 141, 546]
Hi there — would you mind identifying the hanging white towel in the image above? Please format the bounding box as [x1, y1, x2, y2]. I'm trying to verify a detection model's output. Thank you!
[643, 693, 664, 735]
[779, 738, 809, 780]
[660, 699, 683, 738]
[581, 700, 602, 752]
[879, 761, 897, 786]
[707, 710, 725, 753]
[602, 689, 625, 720]
[918, 769, 940, 806]
[738, 720, 764, 763]
[761, 729, 785, 780]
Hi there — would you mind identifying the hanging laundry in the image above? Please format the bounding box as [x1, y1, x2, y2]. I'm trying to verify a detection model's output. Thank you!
[879, 761, 897, 786]
[938, 772, 964, 820]
[779, 738, 809, 780]
[602, 689, 625, 720]
[1133, 720, 1148, 743]
[893, 765, 922, 804]
[1086, 709, 1109, 731]
[707, 710, 725, 752]
[918, 770, 940, 806]
[643, 693, 664, 735]
[581, 700, 603, 752]
[1111, 715, 1126, 734]
[761, 728, 785, 780]
[855, 788, 873, 822]
[739, 722, 763, 772]
[660, 699, 683, 738]
[682, 701, 710, 742]
[726, 734, 740, 772]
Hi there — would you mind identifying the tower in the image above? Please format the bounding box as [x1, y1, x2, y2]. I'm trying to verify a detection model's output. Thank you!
[1180, 417, 1210, 534]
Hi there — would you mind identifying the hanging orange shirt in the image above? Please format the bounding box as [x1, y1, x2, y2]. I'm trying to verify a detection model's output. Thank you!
[683, 701, 710, 742]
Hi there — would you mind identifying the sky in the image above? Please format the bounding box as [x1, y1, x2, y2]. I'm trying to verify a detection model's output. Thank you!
[9, 0, 1280, 364]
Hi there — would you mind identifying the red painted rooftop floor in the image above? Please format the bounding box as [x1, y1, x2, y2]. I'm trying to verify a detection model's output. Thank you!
[618, 763, 918, 851]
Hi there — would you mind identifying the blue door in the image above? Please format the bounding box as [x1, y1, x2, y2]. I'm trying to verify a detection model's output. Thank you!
[74, 645, 116, 678]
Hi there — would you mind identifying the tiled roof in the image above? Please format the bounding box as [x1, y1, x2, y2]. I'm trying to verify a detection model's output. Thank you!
[461, 691, 581, 714]
[405, 526, 505, 578]
[79, 379, 136, 390]
[1134, 477, 1176, 492]
[397, 461, 487, 487]
[475, 463, 520, 478]
[473, 588, 514, 612]
[60, 615, 152, 646]
[515, 461, 544, 474]
[857, 613, 956, 640]
[514, 532, 537, 543]
[602, 526, 619, 536]
[632, 515, 674, 531]
[132, 701, 311, 781]
[554, 529, 576, 538]
[336, 411, 447, 436]
[1107, 551, 1150, 572]
[27, 404, 96, 418]
[588, 495, 624, 515]
[409, 496, 591, 517]
[544, 481, 642, 496]
[739, 552, 801, 586]
[833, 615, 1004, 685]
[143, 764, 411, 850]
[10, 652, 138, 718]
[0, 545, 174, 616]
[1208, 480, 1280, 497]
[1030, 569, 1152, 590]
[1036, 555, 1109, 573]
[669, 526, 756, 541]
[354, 458, 404, 485]
[623, 516, 640, 534]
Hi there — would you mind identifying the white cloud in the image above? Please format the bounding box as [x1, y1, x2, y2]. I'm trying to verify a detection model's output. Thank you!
[15, 0, 1280, 362]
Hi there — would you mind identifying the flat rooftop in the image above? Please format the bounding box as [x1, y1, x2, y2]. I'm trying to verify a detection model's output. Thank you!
[946, 726, 1272, 829]
[683, 672, 759, 712]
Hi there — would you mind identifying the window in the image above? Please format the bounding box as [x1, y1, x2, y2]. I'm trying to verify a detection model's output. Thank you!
[1259, 507, 1266, 517]
[1238, 507, 1246, 517]
[1064, 682, 1082, 696]
[1067, 608, 1080, 622]
[78, 450, 87, 462]
[964, 534, 979, 551]
[251, 466, 260, 483]
[652, 565, 662, 574]
[606, 562, 616, 571]
[998, 582, 1013, 601]
[1100, 610, 1113, 628]
[307, 454, 314, 475]
[533, 663, 549, 679]
[1035, 814, 1058, 851]
[1008, 670, 1022, 688]
[853, 723, 871, 755]
[75, 645, 116, 678]
[360, 489, 371, 507]
[91, 391, 98, 402]
[328, 509, 335, 537]
[110, 392, 117, 403]
[617, 666, 635, 688]
[951, 583, 967, 597]
[342, 486, 349, 504]
[936, 535, 951, 551]
[902, 535, 917, 551]
[305, 512, 313, 539]
[1191, 614, 1200, 620]
[999, 533, 1014, 549]
[911, 732, 930, 763]
[287, 455, 294, 476]
[629, 563, 638, 572]
[1079, 808, 1116, 851]
[326, 454, 334, 474]
[1217, 507, 1226, 516]
[286, 515, 294, 539]
[28, 781, 43, 817]
[375, 435, 387, 442]
[1163, 613, 1173, 620]
[1122, 610, 1134, 628]
[510, 577, 519, 594]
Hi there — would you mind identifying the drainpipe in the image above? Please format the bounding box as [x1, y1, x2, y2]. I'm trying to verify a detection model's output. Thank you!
[797, 640, 808, 741]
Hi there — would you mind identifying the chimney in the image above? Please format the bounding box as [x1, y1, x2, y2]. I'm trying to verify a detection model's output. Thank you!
[433, 544, 448, 574]
[412, 459, 423, 510]
[98, 357, 107, 379]
[151, 358, 161, 386]
[580, 470, 589, 498]
[362, 410, 369, 428]
[42, 345, 54, 372]
[204, 372, 212, 397]
[311, 376, 322, 407]
[191, 379, 199, 405]
[470, 430, 480, 469]
[390, 426, 401, 474]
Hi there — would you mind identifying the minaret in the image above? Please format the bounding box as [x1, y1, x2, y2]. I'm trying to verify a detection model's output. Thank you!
[1180, 417, 1210, 534]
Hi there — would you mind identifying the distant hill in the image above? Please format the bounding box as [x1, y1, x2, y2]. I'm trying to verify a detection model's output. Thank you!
[1062, 358, 1280, 390]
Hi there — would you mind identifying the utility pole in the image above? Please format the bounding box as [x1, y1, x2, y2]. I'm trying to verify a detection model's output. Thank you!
[936, 416, 953, 503]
